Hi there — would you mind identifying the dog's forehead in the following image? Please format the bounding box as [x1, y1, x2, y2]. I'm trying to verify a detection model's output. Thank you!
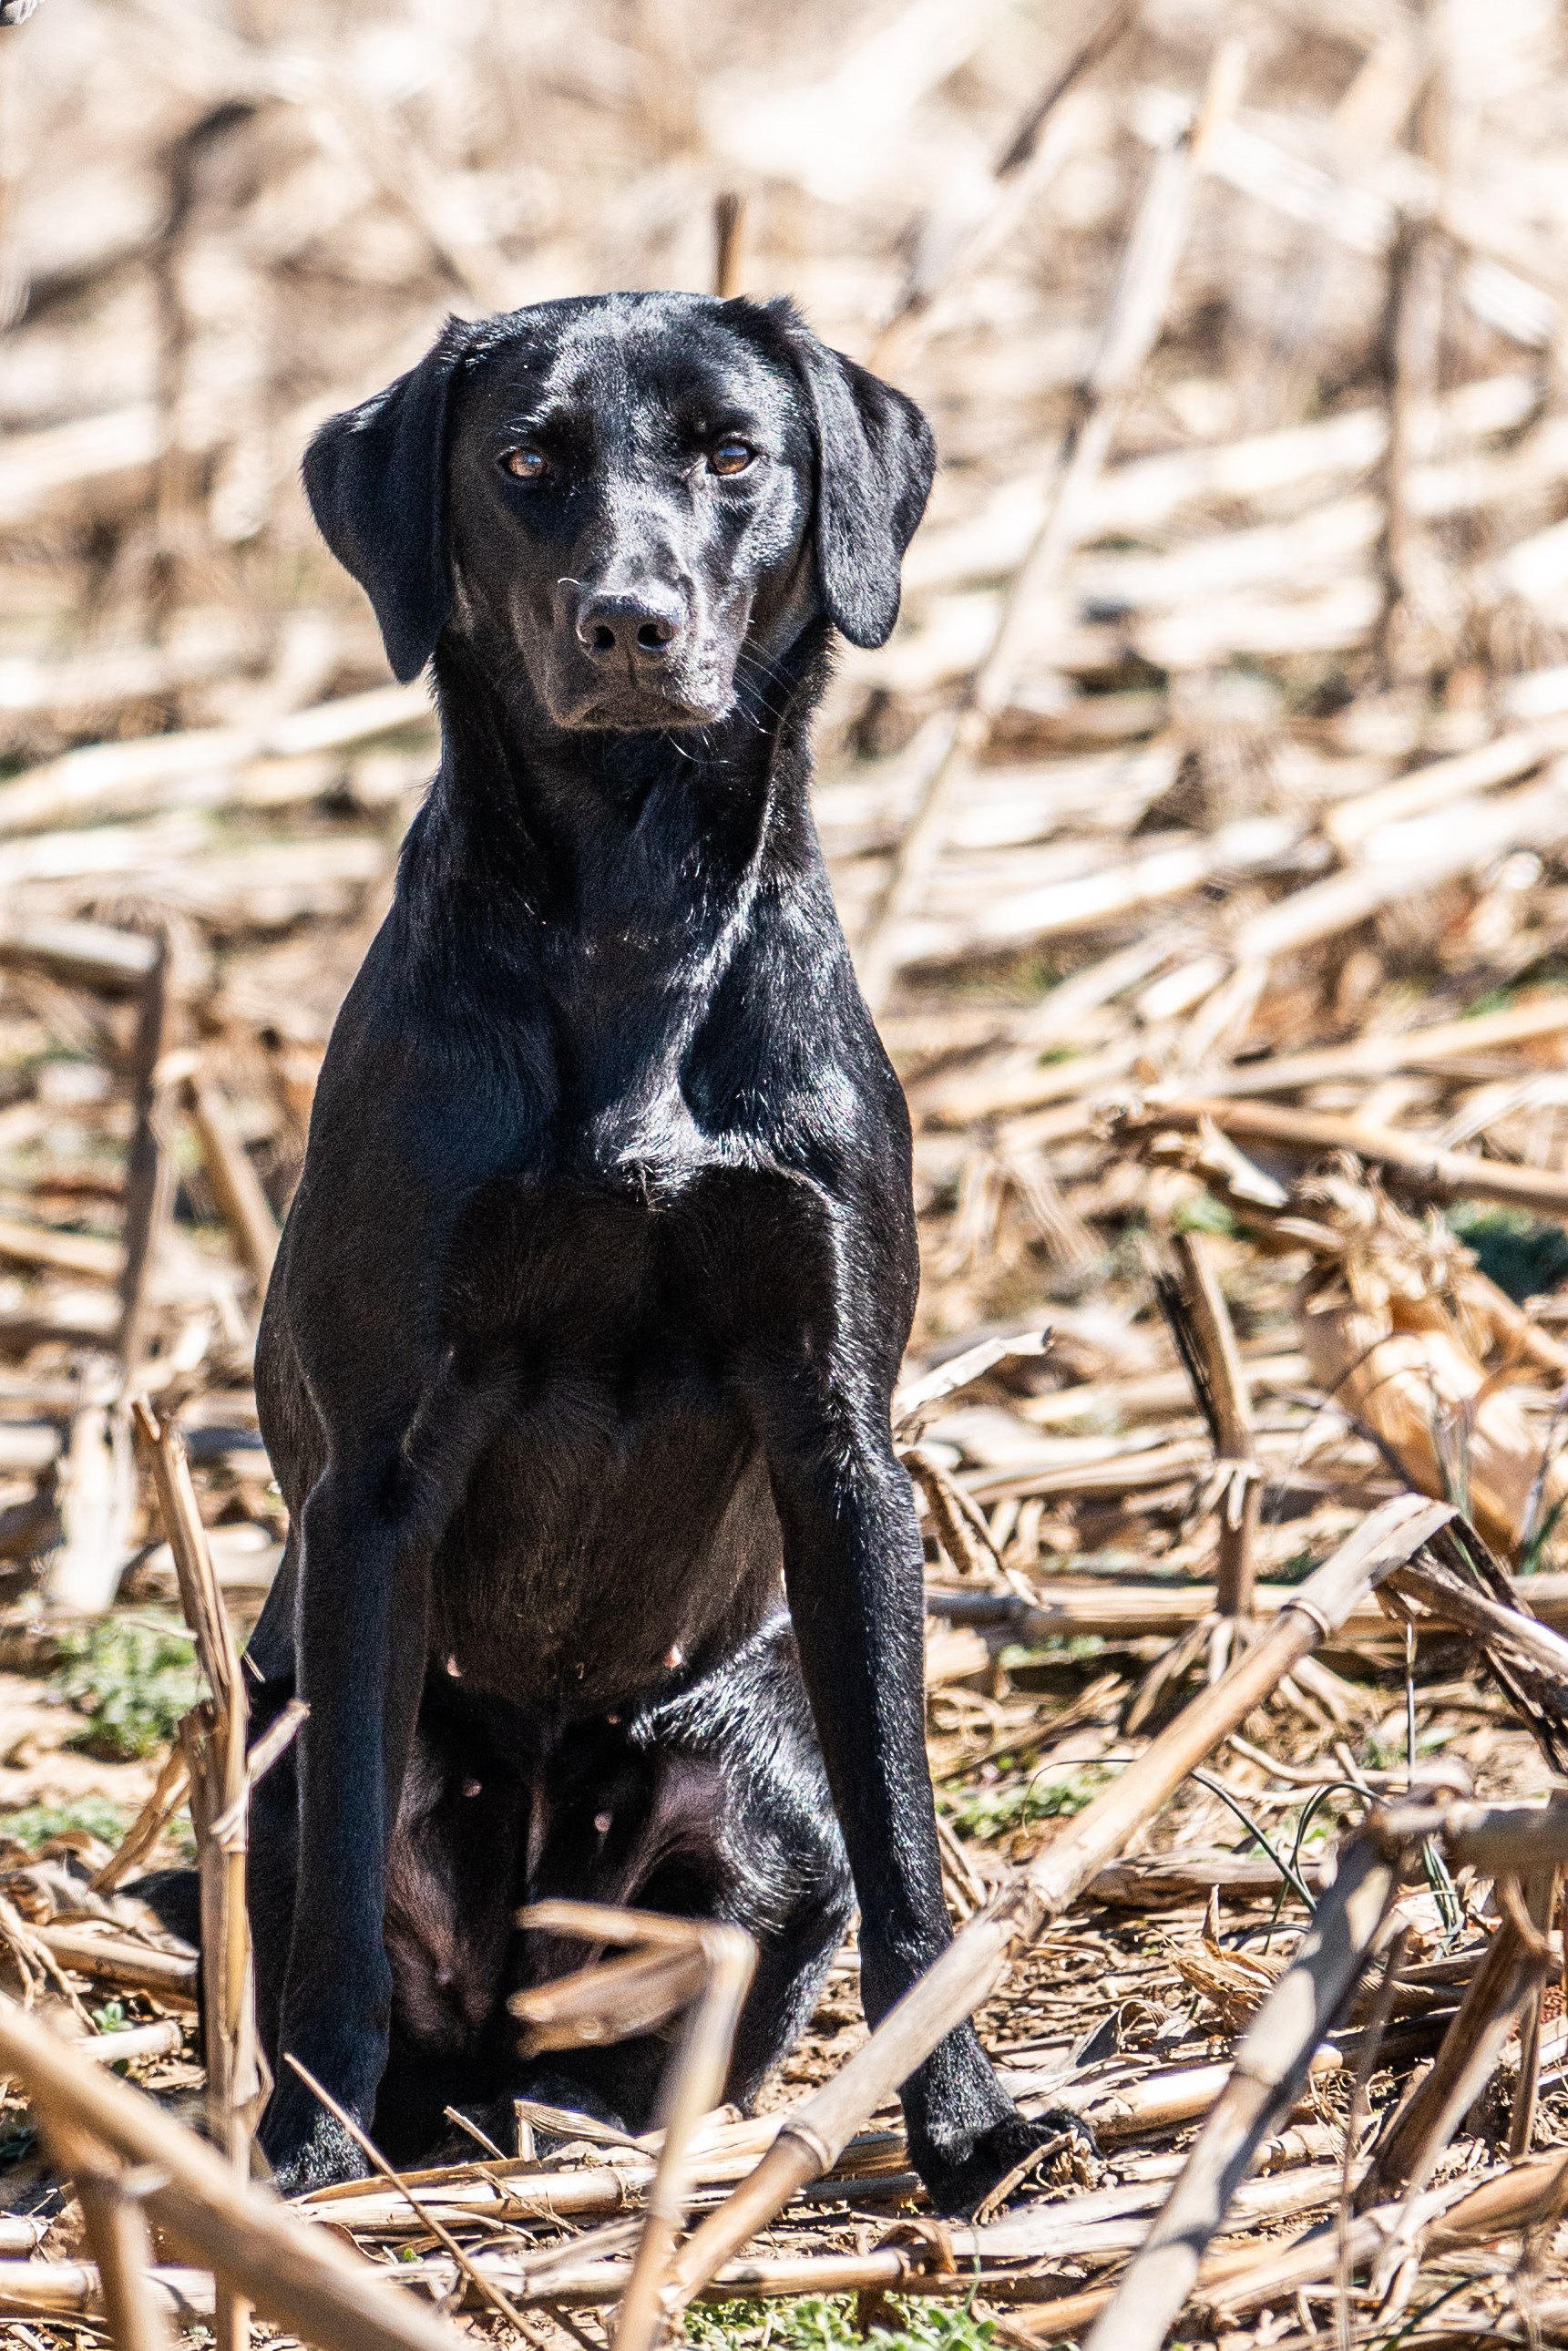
[464, 296, 794, 424]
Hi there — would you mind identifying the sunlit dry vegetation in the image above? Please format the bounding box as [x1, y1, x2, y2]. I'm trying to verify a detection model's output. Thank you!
[5, 0, 1568, 2346]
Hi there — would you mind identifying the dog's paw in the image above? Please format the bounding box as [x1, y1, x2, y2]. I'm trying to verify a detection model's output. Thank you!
[263, 2108, 372, 2198]
[913, 2108, 1100, 2219]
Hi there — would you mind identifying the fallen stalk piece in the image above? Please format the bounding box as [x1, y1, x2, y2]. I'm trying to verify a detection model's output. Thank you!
[1153, 1228, 1260, 1626]
[668, 1493, 1451, 2311]
[136, 1396, 262, 2351]
[856, 40, 1245, 1013]
[1081, 1791, 1568, 2351]
[44, 2108, 174, 2351]
[507, 1901, 755, 2351]
[1005, 2151, 1568, 2341]
[927, 1570, 1568, 1643]
[1191, 2147, 1568, 2323]
[29, 1925, 197, 2003]
[55, 2019, 184, 2069]
[290, 2027, 1456, 2242]
[0, 1995, 465, 2351]
[1081, 1831, 1401, 2351]
[1128, 1098, 1568, 1218]
[19, 2163, 1357, 2319]
[427, 2154, 1535, 2343]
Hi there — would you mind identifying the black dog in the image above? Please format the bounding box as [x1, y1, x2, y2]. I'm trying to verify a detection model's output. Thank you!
[245, 291, 1062, 2212]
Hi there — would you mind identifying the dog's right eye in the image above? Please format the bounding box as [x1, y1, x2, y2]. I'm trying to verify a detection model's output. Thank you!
[501, 447, 548, 480]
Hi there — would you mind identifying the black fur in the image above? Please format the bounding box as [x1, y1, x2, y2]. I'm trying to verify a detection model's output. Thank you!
[245, 290, 1063, 2212]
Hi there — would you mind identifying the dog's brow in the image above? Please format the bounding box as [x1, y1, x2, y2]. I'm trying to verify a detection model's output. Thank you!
[497, 405, 582, 443]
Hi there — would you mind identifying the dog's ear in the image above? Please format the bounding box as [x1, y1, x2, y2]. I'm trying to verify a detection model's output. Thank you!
[774, 310, 935, 651]
[302, 319, 474, 683]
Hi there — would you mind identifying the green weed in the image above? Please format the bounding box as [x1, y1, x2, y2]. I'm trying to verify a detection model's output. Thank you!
[941, 1768, 1104, 1843]
[0, 1792, 194, 1864]
[0, 1794, 132, 1850]
[1172, 1192, 1235, 1237]
[999, 1637, 1111, 1671]
[1519, 1495, 1568, 1577]
[685, 2296, 996, 2351]
[53, 1617, 200, 1761]
[1363, 1723, 1455, 1774]
[1445, 1202, 1568, 1304]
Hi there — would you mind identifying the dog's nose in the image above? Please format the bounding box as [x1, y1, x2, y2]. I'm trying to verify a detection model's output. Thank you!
[574, 586, 686, 665]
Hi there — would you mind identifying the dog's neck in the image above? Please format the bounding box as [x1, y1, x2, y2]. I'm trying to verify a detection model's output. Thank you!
[401, 618, 848, 1132]
[423, 616, 830, 901]
[400, 616, 842, 1037]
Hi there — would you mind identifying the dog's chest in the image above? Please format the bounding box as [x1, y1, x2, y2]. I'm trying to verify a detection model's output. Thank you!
[542, 982, 743, 1204]
[571, 1063, 716, 1201]
[428, 1167, 811, 1713]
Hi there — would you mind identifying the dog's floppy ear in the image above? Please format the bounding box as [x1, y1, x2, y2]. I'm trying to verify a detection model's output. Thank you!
[302, 318, 475, 683]
[773, 307, 935, 651]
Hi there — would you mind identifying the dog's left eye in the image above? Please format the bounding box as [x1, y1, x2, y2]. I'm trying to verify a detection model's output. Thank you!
[709, 440, 755, 476]
[501, 447, 548, 480]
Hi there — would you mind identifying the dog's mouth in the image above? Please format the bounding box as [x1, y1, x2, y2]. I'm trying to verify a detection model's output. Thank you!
[546, 662, 735, 734]
[567, 692, 731, 732]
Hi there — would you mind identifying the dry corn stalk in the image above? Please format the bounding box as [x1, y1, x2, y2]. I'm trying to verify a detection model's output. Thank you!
[1164, 1925, 1288, 2031]
[0, 1994, 464, 2351]
[134, 1400, 263, 2351]
[668, 1496, 1452, 2315]
[1293, 1171, 1568, 1557]
[510, 1902, 755, 2351]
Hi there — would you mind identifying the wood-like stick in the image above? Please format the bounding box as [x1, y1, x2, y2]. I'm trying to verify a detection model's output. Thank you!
[901, 1443, 1006, 1583]
[118, 931, 178, 1384]
[47, 2117, 174, 2351]
[185, 1069, 279, 1295]
[712, 191, 745, 298]
[73, 2183, 171, 2351]
[506, 1900, 757, 2351]
[1179, 2155, 1568, 2331]
[29, 1924, 196, 2003]
[1370, 1798, 1568, 1880]
[1128, 1097, 1568, 1219]
[1167, 1231, 1259, 1621]
[1360, 1868, 1555, 2207]
[1204, 991, 1568, 1101]
[666, 1494, 1451, 2312]
[870, 0, 1132, 370]
[1377, 48, 1445, 682]
[1508, 1867, 1559, 2159]
[283, 2054, 544, 2342]
[134, 1398, 255, 2351]
[89, 1740, 191, 1894]
[17, 2153, 1564, 2328]
[929, 1569, 1568, 1646]
[0, 1994, 465, 2351]
[1080, 1833, 1399, 2351]
[610, 1917, 755, 2351]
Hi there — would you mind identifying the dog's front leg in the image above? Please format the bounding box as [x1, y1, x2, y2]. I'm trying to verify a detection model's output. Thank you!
[258, 1463, 433, 2192]
[764, 1397, 1071, 2215]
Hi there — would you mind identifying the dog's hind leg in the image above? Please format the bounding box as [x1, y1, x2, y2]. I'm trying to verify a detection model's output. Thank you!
[650, 1616, 853, 2109]
[512, 1618, 853, 2133]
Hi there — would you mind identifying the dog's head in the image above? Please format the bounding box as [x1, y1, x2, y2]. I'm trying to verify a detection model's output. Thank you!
[302, 292, 934, 729]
